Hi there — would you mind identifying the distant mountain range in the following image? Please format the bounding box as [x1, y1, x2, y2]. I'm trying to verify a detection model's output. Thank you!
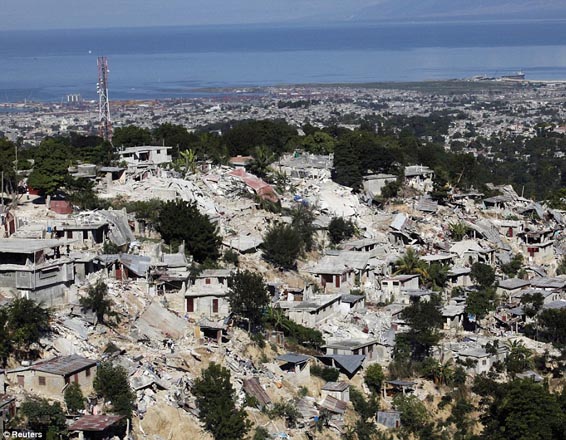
[320, 0, 566, 23]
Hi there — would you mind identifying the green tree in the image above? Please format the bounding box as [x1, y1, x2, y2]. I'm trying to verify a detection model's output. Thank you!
[521, 291, 544, 318]
[252, 426, 270, 440]
[262, 223, 302, 269]
[94, 362, 135, 418]
[380, 180, 401, 201]
[350, 387, 379, 438]
[0, 308, 10, 365]
[268, 401, 301, 428]
[300, 131, 336, 154]
[310, 365, 340, 382]
[64, 382, 85, 413]
[113, 125, 152, 148]
[0, 137, 17, 198]
[27, 138, 70, 195]
[224, 119, 296, 156]
[156, 200, 222, 263]
[6, 297, 51, 359]
[470, 262, 496, 289]
[227, 270, 270, 332]
[290, 204, 316, 252]
[556, 255, 566, 275]
[501, 254, 524, 277]
[364, 363, 385, 395]
[400, 294, 443, 359]
[79, 280, 119, 326]
[478, 379, 564, 440]
[538, 308, 566, 344]
[504, 340, 533, 377]
[65, 177, 108, 210]
[153, 123, 198, 158]
[192, 362, 251, 440]
[465, 287, 497, 324]
[20, 397, 67, 439]
[249, 145, 275, 178]
[393, 395, 431, 435]
[332, 135, 362, 189]
[426, 262, 449, 291]
[449, 222, 469, 241]
[328, 216, 356, 245]
[394, 247, 429, 280]
[179, 148, 198, 174]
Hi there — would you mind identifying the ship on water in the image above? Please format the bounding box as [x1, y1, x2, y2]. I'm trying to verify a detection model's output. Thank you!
[501, 71, 526, 80]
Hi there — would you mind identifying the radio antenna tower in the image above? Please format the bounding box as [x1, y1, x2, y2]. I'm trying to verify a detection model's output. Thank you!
[97, 56, 112, 141]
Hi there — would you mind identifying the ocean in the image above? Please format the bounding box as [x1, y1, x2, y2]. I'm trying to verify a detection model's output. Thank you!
[1, 20, 566, 102]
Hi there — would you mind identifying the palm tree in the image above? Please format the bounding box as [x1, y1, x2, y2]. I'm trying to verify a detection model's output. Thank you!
[179, 148, 197, 174]
[504, 340, 533, 376]
[267, 307, 289, 332]
[449, 222, 470, 241]
[249, 145, 275, 178]
[426, 263, 450, 292]
[394, 247, 429, 280]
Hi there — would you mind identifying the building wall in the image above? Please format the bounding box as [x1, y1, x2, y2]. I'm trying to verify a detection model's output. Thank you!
[381, 277, 419, 297]
[186, 295, 230, 317]
[288, 301, 339, 327]
[321, 388, 350, 402]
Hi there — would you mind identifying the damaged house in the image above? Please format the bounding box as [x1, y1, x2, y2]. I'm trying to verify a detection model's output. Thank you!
[185, 269, 232, 318]
[0, 239, 75, 305]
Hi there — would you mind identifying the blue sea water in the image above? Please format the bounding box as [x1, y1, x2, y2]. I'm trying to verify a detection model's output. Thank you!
[0, 21, 566, 102]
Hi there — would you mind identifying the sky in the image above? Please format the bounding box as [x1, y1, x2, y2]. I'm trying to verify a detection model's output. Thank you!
[1, 0, 381, 30]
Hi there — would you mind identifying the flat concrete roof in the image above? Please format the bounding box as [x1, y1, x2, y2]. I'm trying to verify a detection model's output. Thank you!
[0, 239, 74, 254]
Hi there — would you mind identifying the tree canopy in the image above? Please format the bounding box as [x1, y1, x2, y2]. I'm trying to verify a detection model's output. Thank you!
[20, 397, 67, 438]
[0, 297, 51, 363]
[192, 362, 251, 440]
[400, 294, 444, 359]
[156, 200, 222, 263]
[113, 125, 152, 148]
[27, 138, 70, 195]
[94, 362, 135, 418]
[228, 270, 270, 331]
[79, 280, 119, 326]
[262, 223, 302, 269]
[476, 378, 565, 440]
[328, 217, 356, 245]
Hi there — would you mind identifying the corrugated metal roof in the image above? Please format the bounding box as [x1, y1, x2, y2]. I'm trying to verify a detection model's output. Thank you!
[243, 377, 271, 407]
[69, 414, 123, 432]
[318, 395, 347, 414]
[276, 353, 311, 364]
[32, 355, 96, 376]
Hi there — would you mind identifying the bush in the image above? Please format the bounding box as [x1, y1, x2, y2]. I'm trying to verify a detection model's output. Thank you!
[328, 216, 356, 244]
[311, 364, 340, 382]
[268, 401, 301, 428]
[156, 200, 221, 263]
[262, 223, 302, 269]
[93, 362, 135, 418]
[364, 363, 385, 395]
[64, 382, 85, 413]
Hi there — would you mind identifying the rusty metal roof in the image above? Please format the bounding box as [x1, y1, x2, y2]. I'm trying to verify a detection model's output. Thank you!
[318, 395, 347, 414]
[31, 354, 97, 376]
[243, 377, 271, 407]
[68, 414, 123, 432]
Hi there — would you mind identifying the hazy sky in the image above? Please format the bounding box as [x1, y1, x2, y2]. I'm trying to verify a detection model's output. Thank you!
[1, 0, 382, 30]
